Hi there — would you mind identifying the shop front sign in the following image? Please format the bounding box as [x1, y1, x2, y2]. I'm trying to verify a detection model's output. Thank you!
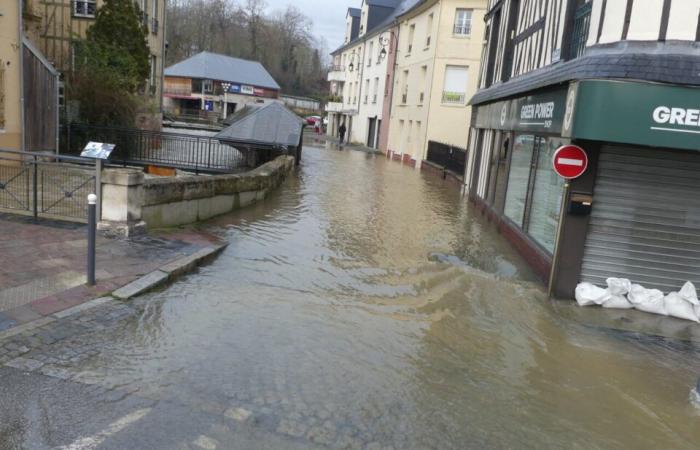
[569, 80, 700, 152]
[474, 87, 568, 134]
[241, 85, 254, 95]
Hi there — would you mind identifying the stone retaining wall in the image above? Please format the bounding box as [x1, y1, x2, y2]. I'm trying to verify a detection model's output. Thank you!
[100, 155, 295, 233]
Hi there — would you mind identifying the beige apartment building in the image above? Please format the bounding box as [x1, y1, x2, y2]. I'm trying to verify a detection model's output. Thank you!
[0, 1, 22, 150]
[387, 0, 485, 168]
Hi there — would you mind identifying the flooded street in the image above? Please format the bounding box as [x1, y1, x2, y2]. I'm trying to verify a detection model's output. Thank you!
[3, 141, 700, 449]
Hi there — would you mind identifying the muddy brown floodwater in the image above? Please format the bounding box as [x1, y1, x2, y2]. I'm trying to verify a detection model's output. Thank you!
[80, 140, 700, 448]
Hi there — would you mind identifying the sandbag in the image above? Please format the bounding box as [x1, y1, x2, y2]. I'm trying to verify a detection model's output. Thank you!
[664, 292, 700, 322]
[606, 278, 632, 296]
[627, 284, 666, 316]
[679, 281, 699, 306]
[601, 294, 634, 309]
[575, 282, 609, 306]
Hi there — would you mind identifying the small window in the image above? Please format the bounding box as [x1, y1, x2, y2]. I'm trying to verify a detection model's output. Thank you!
[454, 9, 473, 35]
[442, 65, 468, 104]
[149, 55, 157, 95]
[426, 13, 434, 47]
[73, 0, 96, 18]
[0, 65, 5, 130]
[367, 41, 373, 66]
[407, 24, 415, 54]
[203, 79, 214, 94]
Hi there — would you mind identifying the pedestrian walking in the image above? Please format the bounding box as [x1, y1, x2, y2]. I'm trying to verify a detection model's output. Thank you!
[338, 123, 347, 144]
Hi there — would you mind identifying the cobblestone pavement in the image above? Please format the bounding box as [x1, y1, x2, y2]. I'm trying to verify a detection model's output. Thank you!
[0, 213, 222, 331]
[0, 296, 394, 450]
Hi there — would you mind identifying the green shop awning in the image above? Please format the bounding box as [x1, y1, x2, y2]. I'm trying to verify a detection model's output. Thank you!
[564, 80, 700, 152]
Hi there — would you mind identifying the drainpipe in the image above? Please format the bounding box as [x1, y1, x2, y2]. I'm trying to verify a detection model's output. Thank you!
[19, 0, 26, 152]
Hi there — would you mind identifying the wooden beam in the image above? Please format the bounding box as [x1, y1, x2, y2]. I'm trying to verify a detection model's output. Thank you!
[658, 0, 672, 40]
[621, 0, 634, 40]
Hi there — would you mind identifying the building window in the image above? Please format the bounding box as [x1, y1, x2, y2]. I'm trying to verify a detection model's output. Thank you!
[504, 135, 536, 226]
[367, 41, 373, 66]
[503, 134, 568, 254]
[373, 77, 379, 103]
[203, 79, 214, 94]
[73, 0, 96, 18]
[527, 137, 566, 252]
[426, 13, 434, 47]
[151, 0, 159, 34]
[407, 24, 415, 54]
[384, 74, 390, 97]
[454, 9, 473, 35]
[441, 65, 468, 104]
[149, 55, 157, 95]
[0, 65, 4, 130]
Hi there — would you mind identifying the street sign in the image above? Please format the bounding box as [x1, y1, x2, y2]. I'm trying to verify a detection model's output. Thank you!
[552, 145, 588, 179]
[81, 142, 115, 159]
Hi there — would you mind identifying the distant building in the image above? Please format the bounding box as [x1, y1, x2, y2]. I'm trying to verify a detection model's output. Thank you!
[386, 0, 486, 168]
[163, 52, 281, 123]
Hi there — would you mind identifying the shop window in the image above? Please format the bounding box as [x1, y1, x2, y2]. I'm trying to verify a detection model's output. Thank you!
[504, 134, 536, 226]
[527, 137, 566, 253]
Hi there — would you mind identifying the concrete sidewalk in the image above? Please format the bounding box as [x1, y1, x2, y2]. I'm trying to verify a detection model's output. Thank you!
[0, 213, 224, 332]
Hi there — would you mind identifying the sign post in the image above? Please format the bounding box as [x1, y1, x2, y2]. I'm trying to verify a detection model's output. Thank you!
[548, 144, 588, 298]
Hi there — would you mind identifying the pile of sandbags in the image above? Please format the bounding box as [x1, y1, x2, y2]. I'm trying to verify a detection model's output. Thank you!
[575, 278, 700, 323]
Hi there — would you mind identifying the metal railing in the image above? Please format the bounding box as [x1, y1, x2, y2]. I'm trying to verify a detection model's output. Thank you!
[62, 124, 247, 174]
[453, 24, 471, 35]
[569, 2, 592, 60]
[442, 91, 466, 104]
[330, 65, 345, 72]
[0, 148, 98, 222]
[426, 141, 467, 177]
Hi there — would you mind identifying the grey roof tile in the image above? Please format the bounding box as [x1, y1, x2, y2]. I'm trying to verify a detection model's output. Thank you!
[215, 102, 304, 149]
[165, 52, 280, 90]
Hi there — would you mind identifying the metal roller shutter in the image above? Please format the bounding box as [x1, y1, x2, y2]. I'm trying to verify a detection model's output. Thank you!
[581, 145, 700, 293]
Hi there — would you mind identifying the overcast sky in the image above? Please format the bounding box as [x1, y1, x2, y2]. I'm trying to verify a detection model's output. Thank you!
[265, 0, 356, 52]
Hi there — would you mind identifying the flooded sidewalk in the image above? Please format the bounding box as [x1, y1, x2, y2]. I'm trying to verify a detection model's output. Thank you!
[1, 143, 700, 449]
[0, 213, 221, 331]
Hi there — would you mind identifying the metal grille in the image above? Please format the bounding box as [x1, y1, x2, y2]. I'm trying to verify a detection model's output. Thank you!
[0, 163, 31, 212]
[39, 164, 95, 220]
[581, 145, 700, 292]
[426, 141, 467, 176]
[0, 149, 97, 223]
[570, 2, 592, 60]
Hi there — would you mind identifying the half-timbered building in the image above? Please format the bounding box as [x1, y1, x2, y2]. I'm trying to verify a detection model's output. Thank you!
[465, 0, 700, 298]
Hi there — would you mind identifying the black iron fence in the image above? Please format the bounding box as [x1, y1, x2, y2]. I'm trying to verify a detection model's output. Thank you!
[61, 123, 247, 174]
[426, 141, 467, 177]
[0, 148, 97, 222]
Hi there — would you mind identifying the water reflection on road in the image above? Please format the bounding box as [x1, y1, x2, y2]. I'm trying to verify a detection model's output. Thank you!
[87, 141, 700, 448]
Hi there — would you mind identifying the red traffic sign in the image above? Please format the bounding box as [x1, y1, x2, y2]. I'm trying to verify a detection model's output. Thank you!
[552, 145, 588, 179]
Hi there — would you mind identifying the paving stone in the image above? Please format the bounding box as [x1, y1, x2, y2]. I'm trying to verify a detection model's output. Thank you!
[0, 313, 18, 332]
[5, 357, 44, 371]
[112, 270, 170, 299]
[159, 246, 224, 277]
[224, 407, 253, 422]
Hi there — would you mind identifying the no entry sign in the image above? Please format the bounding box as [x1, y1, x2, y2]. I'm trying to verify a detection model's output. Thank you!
[552, 145, 588, 179]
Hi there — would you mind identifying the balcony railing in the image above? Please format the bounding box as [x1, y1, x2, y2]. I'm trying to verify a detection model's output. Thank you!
[569, 2, 592, 59]
[453, 24, 471, 35]
[330, 65, 345, 72]
[442, 91, 465, 104]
